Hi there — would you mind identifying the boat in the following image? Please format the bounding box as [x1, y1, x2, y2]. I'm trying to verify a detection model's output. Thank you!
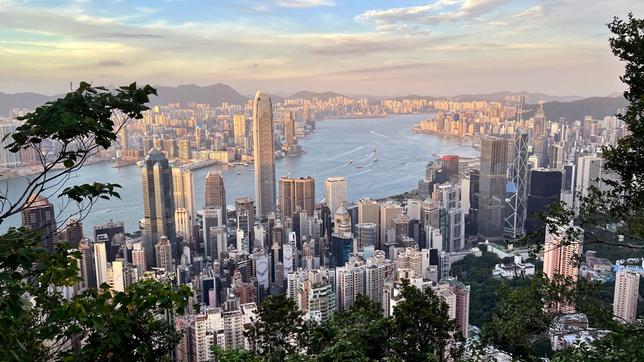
[348, 160, 353, 164]
[356, 166, 363, 169]
[373, 159, 378, 162]
[236, 171, 241, 175]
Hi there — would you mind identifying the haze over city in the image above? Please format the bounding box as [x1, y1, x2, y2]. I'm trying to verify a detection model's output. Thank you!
[1, 0, 643, 96]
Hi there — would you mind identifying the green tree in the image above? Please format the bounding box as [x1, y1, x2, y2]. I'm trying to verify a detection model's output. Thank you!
[245, 295, 308, 361]
[388, 280, 464, 362]
[482, 13, 644, 361]
[306, 294, 390, 361]
[0, 82, 192, 361]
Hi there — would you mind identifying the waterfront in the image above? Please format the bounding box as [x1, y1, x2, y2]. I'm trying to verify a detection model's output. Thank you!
[0, 113, 479, 233]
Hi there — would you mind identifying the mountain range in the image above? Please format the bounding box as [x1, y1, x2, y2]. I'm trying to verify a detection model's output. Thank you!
[0, 83, 624, 120]
[523, 96, 627, 122]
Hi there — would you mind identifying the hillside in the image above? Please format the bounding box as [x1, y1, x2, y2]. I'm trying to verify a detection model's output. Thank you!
[523, 96, 627, 122]
[151, 84, 247, 107]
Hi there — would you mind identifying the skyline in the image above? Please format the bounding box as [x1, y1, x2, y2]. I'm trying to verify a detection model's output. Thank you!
[1, 0, 643, 96]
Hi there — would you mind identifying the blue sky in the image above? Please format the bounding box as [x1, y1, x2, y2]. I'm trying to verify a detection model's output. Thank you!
[0, 0, 642, 96]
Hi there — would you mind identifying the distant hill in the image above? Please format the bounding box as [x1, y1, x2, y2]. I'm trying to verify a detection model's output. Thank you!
[151, 84, 247, 107]
[448, 91, 583, 103]
[288, 91, 347, 100]
[0, 92, 56, 117]
[523, 96, 627, 122]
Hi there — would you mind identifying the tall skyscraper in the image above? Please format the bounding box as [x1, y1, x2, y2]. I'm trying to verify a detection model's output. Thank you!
[79, 238, 97, 289]
[0, 122, 22, 168]
[441, 155, 459, 182]
[477, 137, 509, 241]
[155, 236, 173, 271]
[279, 176, 315, 218]
[533, 101, 546, 138]
[355, 223, 377, 251]
[233, 114, 246, 146]
[141, 149, 176, 267]
[380, 200, 403, 248]
[236, 197, 255, 249]
[525, 169, 562, 234]
[504, 129, 529, 239]
[613, 270, 640, 324]
[172, 167, 195, 218]
[283, 110, 296, 150]
[93, 220, 125, 263]
[21, 195, 57, 251]
[252, 91, 276, 219]
[205, 171, 227, 222]
[324, 176, 348, 215]
[93, 240, 108, 286]
[62, 218, 83, 247]
[574, 155, 603, 212]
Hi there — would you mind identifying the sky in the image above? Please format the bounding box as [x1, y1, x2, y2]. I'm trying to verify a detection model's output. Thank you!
[0, 0, 643, 97]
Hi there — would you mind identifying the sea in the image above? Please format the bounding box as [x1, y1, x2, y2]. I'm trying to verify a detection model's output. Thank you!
[0, 113, 479, 234]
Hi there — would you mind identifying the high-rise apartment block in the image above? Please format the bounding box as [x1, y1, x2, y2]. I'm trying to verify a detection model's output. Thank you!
[613, 270, 640, 324]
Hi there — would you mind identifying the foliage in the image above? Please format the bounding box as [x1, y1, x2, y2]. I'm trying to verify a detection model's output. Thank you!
[305, 294, 390, 361]
[244, 295, 309, 361]
[0, 83, 193, 361]
[480, 13, 644, 361]
[388, 280, 464, 362]
[450, 251, 532, 327]
[551, 325, 644, 362]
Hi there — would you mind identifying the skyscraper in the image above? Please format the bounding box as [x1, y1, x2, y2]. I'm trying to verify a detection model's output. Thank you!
[172, 167, 195, 218]
[141, 149, 176, 267]
[477, 137, 509, 241]
[236, 197, 255, 249]
[205, 170, 227, 224]
[525, 169, 562, 234]
[283, 110, 296, 150]
[252, 91, 276, 219]
[155, 236, 173, 271]
[380, 200, 403, 248]
[21, 195, 57, 251]
[613, 270, 640, 324]
[62, 218, 83, 247]
[441, 155, 459, 182]
[93, 240, 108, 286]
[574, 155, 603, 212]
[324, 176, 348, 215]
[504, 129, 529, 239]
[233, 114, 246, 146]
[0, 122, 22, 168]
[533, 101, 546, 138]
[93, 220, 125, 262]
[79, 238, 97, 289]
[279, 176, 315, 218]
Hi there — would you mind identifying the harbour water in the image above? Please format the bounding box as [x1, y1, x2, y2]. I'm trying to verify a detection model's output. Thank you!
[0, 113, 479, 233]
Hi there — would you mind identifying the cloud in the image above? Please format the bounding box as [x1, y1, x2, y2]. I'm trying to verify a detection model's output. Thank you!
[95, 60, 124, 67]
[274, 0, 335, 8]
[87, 32, 166, 39]
[355, 0, 510, 29]
[322, 63, 443, 77]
